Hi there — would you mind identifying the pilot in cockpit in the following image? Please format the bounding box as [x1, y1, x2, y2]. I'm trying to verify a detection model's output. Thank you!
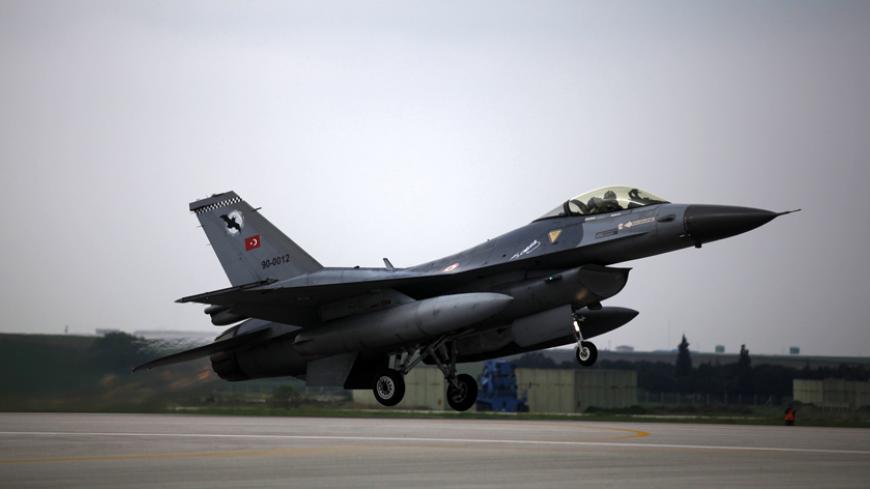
[587, 190, 623, 214]
[541, 186, 669, 220]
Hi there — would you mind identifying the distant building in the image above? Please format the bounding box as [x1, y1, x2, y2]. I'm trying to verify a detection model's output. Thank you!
[94, 328, 123, 336]
[615, 345, 634, 352]
[94, 329, 215, 342]
[516, 368, 637, 413]
[714, 345, 725, 354]
[794, 379, 870, 409]
[535, 347, 870, 370]
[133, 330, 215, 341]
[789, 346, 800, 355]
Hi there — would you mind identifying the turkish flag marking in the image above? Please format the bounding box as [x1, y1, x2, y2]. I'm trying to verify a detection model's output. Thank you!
[244, 235, 261, 251]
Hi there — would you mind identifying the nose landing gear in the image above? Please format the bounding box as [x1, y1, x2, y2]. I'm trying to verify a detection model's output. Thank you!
[572, 314, 598, 367]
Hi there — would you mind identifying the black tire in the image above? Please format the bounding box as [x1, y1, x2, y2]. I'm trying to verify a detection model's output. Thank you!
[372, 369, 405, 407]
[446, 373, 478, 412]
[575, 341, 598, 367]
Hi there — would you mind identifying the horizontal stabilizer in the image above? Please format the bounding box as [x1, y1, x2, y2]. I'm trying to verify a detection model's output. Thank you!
[132, 328, 271, 372]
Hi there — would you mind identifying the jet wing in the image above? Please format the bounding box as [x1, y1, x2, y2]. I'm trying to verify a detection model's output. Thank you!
[178, 276, 434, 307]
[131, 327, 271, 372]
[175, 260, 506, 309]
[176, 274, 458, 325]
[177, 262, 631, 327]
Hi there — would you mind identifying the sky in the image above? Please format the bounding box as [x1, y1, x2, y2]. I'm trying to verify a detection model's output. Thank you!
[1, 1, 869, 356]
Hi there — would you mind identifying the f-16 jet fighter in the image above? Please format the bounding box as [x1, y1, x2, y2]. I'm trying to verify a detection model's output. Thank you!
[135, 187, 797, 411]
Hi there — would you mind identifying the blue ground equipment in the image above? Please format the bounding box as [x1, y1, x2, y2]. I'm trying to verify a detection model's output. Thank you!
[476, 360, 528, 412]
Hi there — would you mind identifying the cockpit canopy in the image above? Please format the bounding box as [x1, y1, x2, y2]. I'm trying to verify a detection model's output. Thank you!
[538, 186, 669, 219]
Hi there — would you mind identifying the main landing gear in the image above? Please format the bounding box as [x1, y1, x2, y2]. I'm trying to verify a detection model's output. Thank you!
[446, 374, 478, 412]
[572, 313, 598, 367]
[372, 368, 405, 407]
[427, 338, 477, 411]
[370, 336, 479, 412]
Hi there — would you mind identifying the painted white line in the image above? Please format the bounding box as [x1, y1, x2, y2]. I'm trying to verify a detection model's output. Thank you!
[1, 431, 869, 456]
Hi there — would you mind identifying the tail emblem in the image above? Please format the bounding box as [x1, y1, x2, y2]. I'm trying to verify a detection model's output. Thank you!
[219, 210, 244, 235]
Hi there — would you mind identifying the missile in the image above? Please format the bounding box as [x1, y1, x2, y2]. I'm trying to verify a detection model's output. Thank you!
[293, 292, 513, 357]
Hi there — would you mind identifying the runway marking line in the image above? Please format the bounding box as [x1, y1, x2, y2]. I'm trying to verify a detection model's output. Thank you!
[0, 446, 349, 465]
[2, 431, 869, 459]
[594, 426, 650, 440]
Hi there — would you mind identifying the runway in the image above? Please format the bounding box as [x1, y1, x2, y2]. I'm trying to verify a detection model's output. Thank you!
[1, 413, 868, 488]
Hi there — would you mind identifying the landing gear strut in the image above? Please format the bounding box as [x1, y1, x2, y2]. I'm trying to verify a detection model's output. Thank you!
[572, 313, 598, 367]
[425, 337, 478, 411]
[382, 336, 479, 412]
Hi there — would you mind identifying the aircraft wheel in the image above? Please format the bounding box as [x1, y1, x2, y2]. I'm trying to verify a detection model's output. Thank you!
[575, 341, 598, 367]
[372, 368, 405, 407]
[446, 374, 478, 412]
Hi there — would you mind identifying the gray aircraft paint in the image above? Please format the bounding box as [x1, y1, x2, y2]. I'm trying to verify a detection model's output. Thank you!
[293, 292, 513, 357]
[136, 189, 793, 396]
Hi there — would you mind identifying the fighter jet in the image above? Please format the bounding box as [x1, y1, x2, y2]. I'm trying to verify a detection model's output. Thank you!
[135, 187, 797, 411]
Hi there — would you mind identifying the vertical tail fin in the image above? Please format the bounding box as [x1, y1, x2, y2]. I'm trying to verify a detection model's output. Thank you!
[190, 191, 322, 286]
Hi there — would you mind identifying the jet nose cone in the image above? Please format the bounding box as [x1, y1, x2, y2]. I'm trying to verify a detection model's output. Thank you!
[684, 205, 778, 245]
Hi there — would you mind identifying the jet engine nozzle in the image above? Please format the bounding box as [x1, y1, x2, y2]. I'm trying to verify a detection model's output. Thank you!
[684, 205, 778, 245]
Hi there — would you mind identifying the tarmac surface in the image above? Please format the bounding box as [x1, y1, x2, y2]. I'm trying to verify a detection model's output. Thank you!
[1, 413, 869, 488]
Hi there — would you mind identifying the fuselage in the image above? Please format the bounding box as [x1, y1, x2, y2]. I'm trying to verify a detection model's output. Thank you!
[138, 188, 790, 401]
[264, 201, 692, 301]
[207, 192, 785, 382]
[272, 200, 778, 291]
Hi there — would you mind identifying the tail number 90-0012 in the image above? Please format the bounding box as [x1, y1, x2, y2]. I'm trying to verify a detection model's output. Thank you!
[261, 254, 290, 269]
